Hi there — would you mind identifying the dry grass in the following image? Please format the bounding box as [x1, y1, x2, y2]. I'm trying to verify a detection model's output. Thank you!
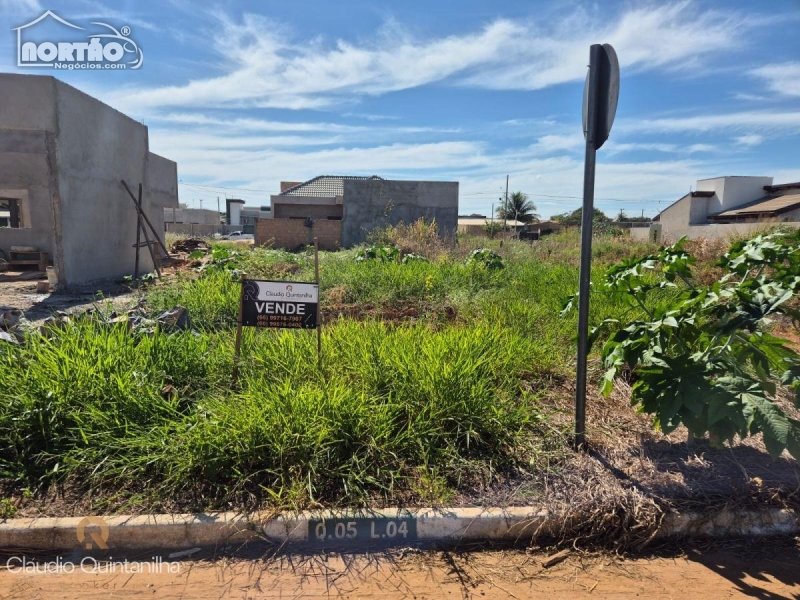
[369, 219, 453, 260]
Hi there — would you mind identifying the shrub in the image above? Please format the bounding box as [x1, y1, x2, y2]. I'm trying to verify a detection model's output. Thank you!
[465, 248, 504, 270]
[587, 232, 800, 457]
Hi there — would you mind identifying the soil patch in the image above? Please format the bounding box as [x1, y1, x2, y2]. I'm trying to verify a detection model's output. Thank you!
[1, 540, 797, 599]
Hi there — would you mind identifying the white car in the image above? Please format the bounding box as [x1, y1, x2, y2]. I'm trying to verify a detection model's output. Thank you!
[222, 231, 254, 240]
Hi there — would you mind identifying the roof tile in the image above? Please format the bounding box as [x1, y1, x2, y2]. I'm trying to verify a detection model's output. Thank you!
[280, 175, 383, 197]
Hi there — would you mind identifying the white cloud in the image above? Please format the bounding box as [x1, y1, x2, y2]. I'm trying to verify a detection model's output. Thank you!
[528, 134, 585, 154]
[0, 0, 41, 13]
[104, 2, 752, 113]
[750, 63, 800, 98]
[343, 113, 400, 121]
[156, 139, 488, 188]
[622, 110, 800, 134]
[605, 142, 716, 155]
[734, 134, 764, 147]
[733, 92, 769, 102]
[150, 113, 461, 144]
[154, 113, 366, 132]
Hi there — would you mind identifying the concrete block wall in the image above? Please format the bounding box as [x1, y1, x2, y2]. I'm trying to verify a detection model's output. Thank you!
[274, 203, 342, 219]
[54, 79, 154, 283]
[0, 75, 58, 261]
[146, 152, 179, 241]
[256, 218, 341, 251]
[341, 179, 458, 247]
[164, 207, 220, 226]
[0, 74, 178, 285]
[312, 219, 343, 250]
[631, 220, 800, 242]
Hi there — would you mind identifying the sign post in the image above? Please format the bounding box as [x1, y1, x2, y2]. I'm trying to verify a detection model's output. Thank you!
[575, 43, 619, 450]
[231, 274, 320, 385]
[314, 237, 322, 371]
[232, 272, 247, 385]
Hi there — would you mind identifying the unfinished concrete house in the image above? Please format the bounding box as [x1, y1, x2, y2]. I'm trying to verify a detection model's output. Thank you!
[0, 73, 178, 285]
[257, 175, 458, 250]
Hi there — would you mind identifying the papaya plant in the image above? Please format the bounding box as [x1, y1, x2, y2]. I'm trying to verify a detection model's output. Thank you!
[574, 230, 800, 458]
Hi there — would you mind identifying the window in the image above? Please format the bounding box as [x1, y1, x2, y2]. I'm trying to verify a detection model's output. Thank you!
[0, 191, 30, 228]
[0, 198, 21, 228]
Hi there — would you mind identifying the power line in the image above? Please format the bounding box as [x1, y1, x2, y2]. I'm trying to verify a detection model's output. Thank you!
[179, 181, 278, 194]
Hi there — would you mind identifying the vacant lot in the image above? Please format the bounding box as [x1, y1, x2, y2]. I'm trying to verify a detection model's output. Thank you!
[1, 226, 798, 537]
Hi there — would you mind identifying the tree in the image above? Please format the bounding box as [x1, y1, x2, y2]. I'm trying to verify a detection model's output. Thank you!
[616, 209, 652, 223]
[497, 191, 539, 224]
[551, 207, 610, 227]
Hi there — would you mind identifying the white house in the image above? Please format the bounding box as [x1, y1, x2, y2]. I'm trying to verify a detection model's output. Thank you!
[633, 176, 800, 241]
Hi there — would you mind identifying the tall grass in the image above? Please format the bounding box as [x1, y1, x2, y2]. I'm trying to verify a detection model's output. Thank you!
[0, 230, 673, 510]
[0, 317, 556, 508]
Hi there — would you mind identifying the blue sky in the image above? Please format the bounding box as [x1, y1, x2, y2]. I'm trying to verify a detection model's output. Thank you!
[2, 0, 799, 218]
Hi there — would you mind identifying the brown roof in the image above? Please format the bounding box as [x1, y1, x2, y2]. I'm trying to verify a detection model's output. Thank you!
[764, 181, 800, 193]
[709, 194, 800, 219]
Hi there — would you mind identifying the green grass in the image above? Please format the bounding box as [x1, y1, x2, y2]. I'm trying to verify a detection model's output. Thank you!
[0, 230, 680, 511]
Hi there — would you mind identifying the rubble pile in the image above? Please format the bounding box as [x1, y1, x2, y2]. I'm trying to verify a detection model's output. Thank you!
[0, 303, 193, 344]
[169, 238, 210, 254]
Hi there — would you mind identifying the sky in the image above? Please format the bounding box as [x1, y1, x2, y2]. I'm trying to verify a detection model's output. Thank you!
[2, 0, 799, 219]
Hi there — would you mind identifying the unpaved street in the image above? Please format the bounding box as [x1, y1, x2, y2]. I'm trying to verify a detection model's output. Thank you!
[1, 542, 798, 599]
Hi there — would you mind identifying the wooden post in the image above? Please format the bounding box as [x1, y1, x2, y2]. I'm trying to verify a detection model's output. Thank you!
[121, 180, 171, 257]
[134, 183, 142, 287]
[232, 273, 247, 386]
[314, 237, 322, 371]
[136, 183, 161, 278]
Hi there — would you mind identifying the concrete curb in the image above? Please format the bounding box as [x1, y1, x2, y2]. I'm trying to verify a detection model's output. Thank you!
[0, 507, 796, 553]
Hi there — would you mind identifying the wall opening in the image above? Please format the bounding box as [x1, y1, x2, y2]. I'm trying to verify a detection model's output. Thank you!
[0, 191, 31, 228]
[0, 198, 21, 228]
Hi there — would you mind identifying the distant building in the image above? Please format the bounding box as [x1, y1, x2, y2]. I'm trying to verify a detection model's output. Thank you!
[457, 217, 527, 235]
[164, 205, 221, 236]
[165, 205, 221, 226]
[257, 175, 458, 250]
[633, 176, 800, 241]
[240, 206, 271, 230]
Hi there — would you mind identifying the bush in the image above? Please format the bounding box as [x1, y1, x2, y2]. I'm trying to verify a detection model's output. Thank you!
[465, 248, 504, 270]
[588, 232, 800, 457]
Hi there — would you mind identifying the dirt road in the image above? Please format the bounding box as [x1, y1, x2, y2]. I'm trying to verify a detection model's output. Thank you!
[1, 541, 798, 599]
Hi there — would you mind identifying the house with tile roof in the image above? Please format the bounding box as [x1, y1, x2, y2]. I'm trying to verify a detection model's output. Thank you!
[632, 176, 800, 241]
[258, 175, 458, 250]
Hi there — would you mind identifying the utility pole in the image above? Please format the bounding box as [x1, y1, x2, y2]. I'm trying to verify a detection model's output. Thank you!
[200, 198, 203, 211]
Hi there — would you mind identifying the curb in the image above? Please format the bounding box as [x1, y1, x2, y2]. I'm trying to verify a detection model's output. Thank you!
[0, 507, 796, 554]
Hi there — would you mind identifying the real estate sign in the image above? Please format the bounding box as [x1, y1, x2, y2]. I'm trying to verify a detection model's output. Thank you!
[240, 279, 319, 329]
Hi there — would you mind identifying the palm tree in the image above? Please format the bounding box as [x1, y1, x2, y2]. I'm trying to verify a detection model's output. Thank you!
[498, 191, 539, 224]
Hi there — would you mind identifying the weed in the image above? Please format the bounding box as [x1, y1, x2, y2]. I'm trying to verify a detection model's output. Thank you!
[0, 498, 17, 519]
